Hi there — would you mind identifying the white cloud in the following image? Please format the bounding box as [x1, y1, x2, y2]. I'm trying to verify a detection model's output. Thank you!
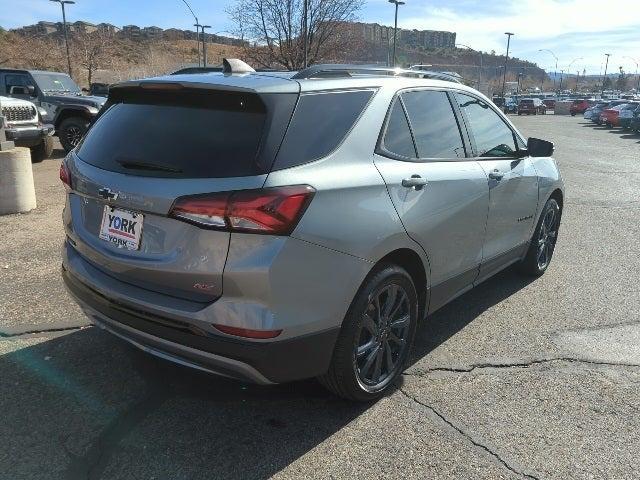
[396, 0, 640, 73]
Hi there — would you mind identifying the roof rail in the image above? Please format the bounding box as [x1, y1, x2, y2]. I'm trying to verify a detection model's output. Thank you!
[291, 64, 462, 83]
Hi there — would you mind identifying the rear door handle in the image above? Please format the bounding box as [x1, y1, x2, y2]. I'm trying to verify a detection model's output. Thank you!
[401, 175, 428, 190]
[488, 169, 505, 181]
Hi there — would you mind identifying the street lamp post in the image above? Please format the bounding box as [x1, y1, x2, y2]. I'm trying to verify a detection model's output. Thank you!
[601, 53, 611, 94]
[50, 0, 75, 77]
[558, 69, 565, 91]
[501, 32, 514, 100]
[456, 43, 483, 90]
[196, 24, 211, 67]
[623, 56, 640, 92]
[538, 49, 558, 92]
[388, 0, 405, 68]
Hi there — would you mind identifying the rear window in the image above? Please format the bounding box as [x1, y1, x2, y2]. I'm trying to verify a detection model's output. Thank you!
[76, 89, 269, 178]
[272, 89, 374, 170]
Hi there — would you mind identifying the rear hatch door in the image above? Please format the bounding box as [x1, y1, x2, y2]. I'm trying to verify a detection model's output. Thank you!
[65, 80, 298, 302]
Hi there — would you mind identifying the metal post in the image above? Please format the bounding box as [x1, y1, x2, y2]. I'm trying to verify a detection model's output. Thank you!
[50, 0, 75, 77]
[388, 0, 405, 68]
[559, 70, 564, 91]
[199, 25, 211, 67]
[181, 0, 201, 67]
[602, 53, 611, 94]
[501, 32, 514, 100]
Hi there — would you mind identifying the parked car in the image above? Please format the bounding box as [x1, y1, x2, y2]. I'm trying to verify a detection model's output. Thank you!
[518, 98, 547, 115]
[591, 100, 627, 124]
[0, 96, 54, 162]
[504, 98, 518, 114]
[542, 99, 556, 110]
[88, 82, 110, 97]
[618, 103, 639, 129]
[60, 61, 564, 401]
[600, 104, 630, 127]
[630, 106, 640, 133]
[583, 102, 607, 121]
[0, 68, 107, 152]
[570, 99, 592, 116]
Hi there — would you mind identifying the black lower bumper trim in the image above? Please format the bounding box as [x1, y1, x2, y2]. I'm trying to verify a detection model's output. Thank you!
[62, 266, 340, 383]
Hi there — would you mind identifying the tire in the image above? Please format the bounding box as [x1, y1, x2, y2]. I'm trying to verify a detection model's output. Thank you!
[517, 198, 561, 277]
[29, 136, 54, 163]
[318, 264, 418, 402]
[58, 116, 90, 152]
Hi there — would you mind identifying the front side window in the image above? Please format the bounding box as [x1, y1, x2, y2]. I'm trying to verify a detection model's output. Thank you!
[455, 93, 517, 158]
[4, 74, 34, 95]
[401, 90, 465, 159]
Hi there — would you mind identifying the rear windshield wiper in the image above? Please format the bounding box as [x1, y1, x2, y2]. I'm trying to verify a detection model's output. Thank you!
[117, 159, 182, 173]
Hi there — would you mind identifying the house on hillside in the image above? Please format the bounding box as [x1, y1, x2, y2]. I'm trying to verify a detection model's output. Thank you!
[121, 25, 141, 39]
[73, 21, 97, 34]
[97, 23, 120, 36]
[143, 26, 163, 40]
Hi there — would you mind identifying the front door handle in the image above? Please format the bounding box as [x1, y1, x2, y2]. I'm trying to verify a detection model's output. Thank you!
[488, 169, 505, 181]
[401, 175, 428, 190]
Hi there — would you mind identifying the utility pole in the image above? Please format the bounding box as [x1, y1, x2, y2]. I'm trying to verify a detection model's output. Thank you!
[50, 0, 75, 77]
[198, 24, 211, 67]
[558, 69, 564, 91]
[501, 32, 514, 100]
[388, 0, 405, 68]
[538, 49, 558, 92]
[602, 53, 611, 94]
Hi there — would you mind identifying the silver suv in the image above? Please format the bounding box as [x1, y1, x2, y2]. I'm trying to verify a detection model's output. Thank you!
[61, 63, 564, 401]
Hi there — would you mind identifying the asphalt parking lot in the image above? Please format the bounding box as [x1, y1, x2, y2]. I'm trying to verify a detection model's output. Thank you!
[1, 115, 640, 480]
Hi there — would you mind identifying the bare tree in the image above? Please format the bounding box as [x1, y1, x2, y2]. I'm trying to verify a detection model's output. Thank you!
[74, 31, 113, 87]
[227, 0, 363, 70]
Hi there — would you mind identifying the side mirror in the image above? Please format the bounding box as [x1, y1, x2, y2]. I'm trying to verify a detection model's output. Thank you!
[9, 86, 28, 95]
[27, 85, 36, 96]
[527, 137, 554, 157]
[82, 87, 89, 93]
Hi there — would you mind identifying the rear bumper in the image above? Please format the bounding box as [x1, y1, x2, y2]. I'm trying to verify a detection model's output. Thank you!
[63, 264, 340, 384]
[5, 124, 54, 147]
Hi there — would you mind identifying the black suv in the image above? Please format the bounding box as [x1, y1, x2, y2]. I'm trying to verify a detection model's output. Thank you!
[0, 69, 106, 151]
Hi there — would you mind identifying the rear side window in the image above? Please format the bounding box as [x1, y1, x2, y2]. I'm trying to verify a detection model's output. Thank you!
[273, 90, 374, 170]
[401, 90, 465, 159]
[76, 89, 269, 178]
[455, 93, 517, 158]
[382, 99, 417, 158]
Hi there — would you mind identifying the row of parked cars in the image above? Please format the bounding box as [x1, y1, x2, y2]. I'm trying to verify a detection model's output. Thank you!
[583, 99, 640, 131]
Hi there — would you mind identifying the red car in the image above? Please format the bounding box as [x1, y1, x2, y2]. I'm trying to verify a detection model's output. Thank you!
[570, 99, 591, 116]
[599, 105, 627, 127]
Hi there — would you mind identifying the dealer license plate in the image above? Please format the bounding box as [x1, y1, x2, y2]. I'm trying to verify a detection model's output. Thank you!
[99, 206, 144, 250]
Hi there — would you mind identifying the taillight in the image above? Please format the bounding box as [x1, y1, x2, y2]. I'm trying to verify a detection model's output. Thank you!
[213, 324, 282, 339]
[170, 185, 315, 235]
[59, 162, 72, 189]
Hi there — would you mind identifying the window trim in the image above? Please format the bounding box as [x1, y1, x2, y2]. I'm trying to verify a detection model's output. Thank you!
[453, 91, 528, 161]
[376, 86, 471, 163]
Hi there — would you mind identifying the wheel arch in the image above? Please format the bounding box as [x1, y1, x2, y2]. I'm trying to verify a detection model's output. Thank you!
[373, 248, 429, 321]
[53, 107, 94, 130]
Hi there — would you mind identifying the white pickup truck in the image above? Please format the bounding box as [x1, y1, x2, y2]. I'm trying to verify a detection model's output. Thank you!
[0, 96, 54, 162]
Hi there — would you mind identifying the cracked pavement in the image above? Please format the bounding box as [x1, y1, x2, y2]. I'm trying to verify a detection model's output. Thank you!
[1, 116, 640, 479]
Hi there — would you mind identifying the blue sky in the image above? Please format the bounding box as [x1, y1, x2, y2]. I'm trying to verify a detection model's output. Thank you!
[3, 0, 640, 75]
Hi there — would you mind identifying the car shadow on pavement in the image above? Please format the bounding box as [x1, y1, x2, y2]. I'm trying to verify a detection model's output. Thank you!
[1, 328, 367, 480]
[408, 267, 536, 365]
[1, 267, 534, 480]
